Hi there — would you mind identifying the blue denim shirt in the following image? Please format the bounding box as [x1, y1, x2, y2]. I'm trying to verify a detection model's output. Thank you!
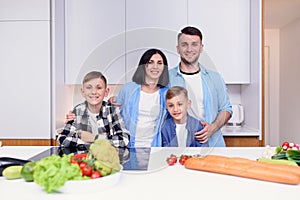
[161, 114, 209, 147]
[116, 82, 168, 147]
[168, 64, 232, 147]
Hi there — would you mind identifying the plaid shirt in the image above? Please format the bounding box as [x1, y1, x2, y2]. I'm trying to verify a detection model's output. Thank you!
[57, 101, 130, 149]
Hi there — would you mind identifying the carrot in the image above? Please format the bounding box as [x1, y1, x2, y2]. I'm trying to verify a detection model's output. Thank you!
[184, 155, 300, 185]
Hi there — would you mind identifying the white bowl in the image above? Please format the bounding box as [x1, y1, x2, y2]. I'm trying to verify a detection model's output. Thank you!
[58, 167, 122, 194]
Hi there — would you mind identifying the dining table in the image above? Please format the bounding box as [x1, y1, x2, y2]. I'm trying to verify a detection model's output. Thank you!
[0, 146, 299, 200]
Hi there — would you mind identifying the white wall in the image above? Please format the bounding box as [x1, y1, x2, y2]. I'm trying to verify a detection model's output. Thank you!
[264, 29, 280, 146]
[279, 18, 300, 144]
[265, 18, 300, 145]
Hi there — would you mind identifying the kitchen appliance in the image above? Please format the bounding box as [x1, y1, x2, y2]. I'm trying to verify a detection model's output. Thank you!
[227, 104, 244, 127]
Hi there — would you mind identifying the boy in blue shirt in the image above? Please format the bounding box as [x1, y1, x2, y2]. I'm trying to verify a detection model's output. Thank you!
[162, 86, 208, 147]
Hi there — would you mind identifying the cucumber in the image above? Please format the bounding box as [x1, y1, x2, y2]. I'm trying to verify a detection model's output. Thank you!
[2, 165, 23, 179]
[258, 157, 298, 166]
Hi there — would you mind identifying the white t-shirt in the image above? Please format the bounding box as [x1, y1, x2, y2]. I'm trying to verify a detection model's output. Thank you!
[135, 90, 160, 147]
[182, 72, 205, 121]
[87, 110, 99, 134]
[87, 109, 107, 139]
[176, 123, 187, 147]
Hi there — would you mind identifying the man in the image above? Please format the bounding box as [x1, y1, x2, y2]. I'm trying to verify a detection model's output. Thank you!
[168, 26, 232, 147]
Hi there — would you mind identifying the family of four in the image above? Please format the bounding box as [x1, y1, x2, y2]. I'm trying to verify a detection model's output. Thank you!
[57, 26, 232, 149]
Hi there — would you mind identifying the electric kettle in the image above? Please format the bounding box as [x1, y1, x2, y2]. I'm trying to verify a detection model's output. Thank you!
[227, 104, 244, 127]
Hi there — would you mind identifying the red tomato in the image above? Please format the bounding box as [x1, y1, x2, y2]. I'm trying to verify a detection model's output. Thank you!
[70, 153, 88, 164]
[79, 161, 87, 169]
[91, 170, 102, 179]
[166, 157, 177, 166]
[170, 154, 177, 163]
[79, 162, 92, 176]
[179, 155, 189, 165]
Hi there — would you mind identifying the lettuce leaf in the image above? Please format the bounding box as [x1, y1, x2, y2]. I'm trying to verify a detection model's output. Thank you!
[33, 154, 82, 193]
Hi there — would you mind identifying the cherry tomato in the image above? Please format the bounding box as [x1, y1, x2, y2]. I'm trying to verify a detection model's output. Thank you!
[179, 155, 190, 165]
[170, 154, 177, 163]
[91, 170, 102, 179]
[70, 153, 88, 164]
[79, 162, 92, 176]
[166, 157, 177, 166]
[82, 166, 93, 177]
[79, 161, 87, 169]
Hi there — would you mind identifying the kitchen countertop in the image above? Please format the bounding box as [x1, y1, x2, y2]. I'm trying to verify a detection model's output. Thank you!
[0, 146, 299, 200]
[222, 125, 260, 136]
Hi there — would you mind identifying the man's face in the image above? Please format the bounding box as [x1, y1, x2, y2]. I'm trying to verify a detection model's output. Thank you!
[81, 78, 109, 107]
[176, 34, 203, 65]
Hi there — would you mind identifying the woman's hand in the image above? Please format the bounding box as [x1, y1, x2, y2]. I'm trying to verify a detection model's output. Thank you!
[108, 96, 122, 107]
[65, 111, 75, 124]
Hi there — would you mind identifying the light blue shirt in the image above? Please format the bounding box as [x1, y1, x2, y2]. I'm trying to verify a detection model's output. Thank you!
[116, 82, 168, 147]
[168, 64, 232, 147]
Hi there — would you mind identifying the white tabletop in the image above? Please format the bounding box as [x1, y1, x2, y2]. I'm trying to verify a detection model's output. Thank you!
[0, 146, 299, 200]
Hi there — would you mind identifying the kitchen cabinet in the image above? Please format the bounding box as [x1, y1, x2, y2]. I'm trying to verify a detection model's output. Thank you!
[0, 0, 49, 20]
[125, 0, 187, 80]
[64, 0, 126, 84]
[188, 0, 250, 84]
[224, 136, 261, 147]
[0, 0, 51, 141]
[64, 0, 259, 84]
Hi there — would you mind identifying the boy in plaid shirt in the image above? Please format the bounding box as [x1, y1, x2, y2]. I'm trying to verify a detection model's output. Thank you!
[57, 71, 130, 150]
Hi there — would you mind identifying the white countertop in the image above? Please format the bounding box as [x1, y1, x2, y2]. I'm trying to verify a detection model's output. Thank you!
[0, 146, 299, 200]
[222, 125, 260, 136]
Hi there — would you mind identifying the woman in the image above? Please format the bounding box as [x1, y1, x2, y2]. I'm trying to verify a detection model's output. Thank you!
[116, 48, 169, 147]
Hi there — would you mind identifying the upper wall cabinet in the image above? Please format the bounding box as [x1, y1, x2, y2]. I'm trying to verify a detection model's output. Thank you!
[125, 0, 187, 81]
[0, 0, 49, 20]
[64, 0, 260, 84]
[64, 0, 126, 84]
[188, 0, 250, 84]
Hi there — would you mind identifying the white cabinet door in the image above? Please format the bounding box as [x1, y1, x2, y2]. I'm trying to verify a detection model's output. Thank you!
[0, 21, 51, 138]
[64, 0, 126, 84]
[0, 0, 49, 20]
[188, 0, 250, 84]
[125, 0, 187, 81]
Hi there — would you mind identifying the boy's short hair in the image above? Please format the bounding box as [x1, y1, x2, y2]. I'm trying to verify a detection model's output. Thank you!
[82, 71, 107, 87]
[166, 86, 188, 100]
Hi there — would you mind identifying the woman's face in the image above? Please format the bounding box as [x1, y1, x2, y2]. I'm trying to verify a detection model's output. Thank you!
[144, 53, 165, 83]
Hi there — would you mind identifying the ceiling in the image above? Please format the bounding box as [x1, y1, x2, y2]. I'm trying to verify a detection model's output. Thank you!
[264, 0, 300, 29]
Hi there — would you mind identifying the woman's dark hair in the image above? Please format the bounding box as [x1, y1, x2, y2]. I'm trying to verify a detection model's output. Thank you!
[132, 48, 169, 87]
